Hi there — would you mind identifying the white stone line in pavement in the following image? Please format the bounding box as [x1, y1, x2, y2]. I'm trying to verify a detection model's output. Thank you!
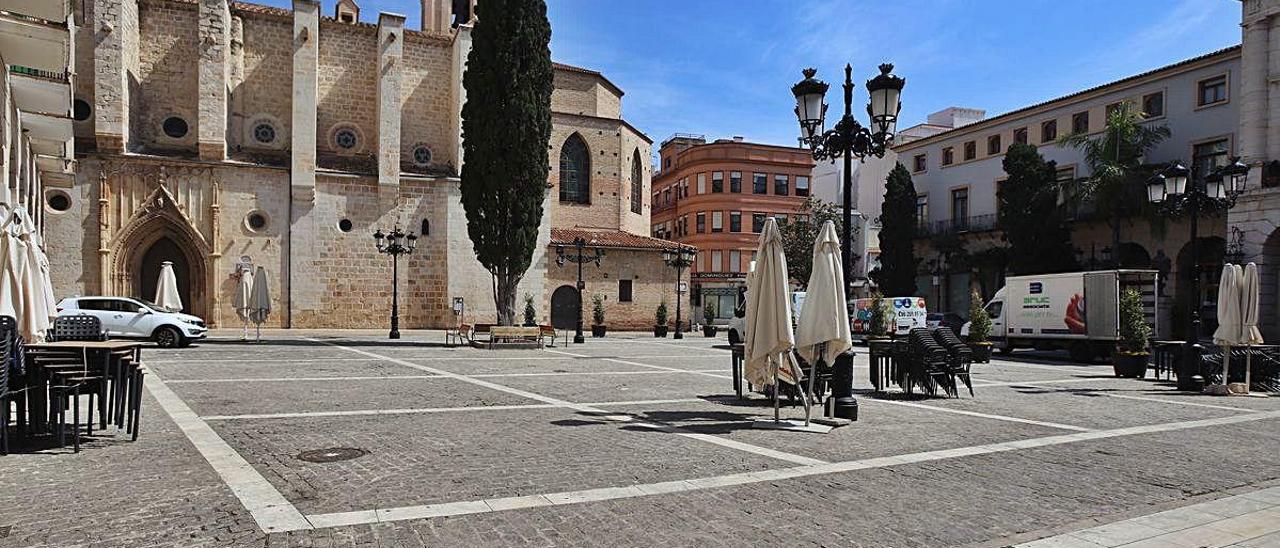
[1016, 485, 1280, 547]
[302, 409, 1280, 531]
[969, 378, 1103, 388]
[144, 373, 312, 532]
[200, 398, 709, 421]
[1099, 392, 1261, 413]
[613, 338, 734, 353]
[309, 339, 825, 467]
[165, 369, 729, 385]
[867, 398, 1094, 432]
[148, 354, 726, 365]
[147, 357, 389, 365]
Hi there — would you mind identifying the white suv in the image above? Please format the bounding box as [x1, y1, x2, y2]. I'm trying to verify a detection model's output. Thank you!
[56, 296, 208, 348]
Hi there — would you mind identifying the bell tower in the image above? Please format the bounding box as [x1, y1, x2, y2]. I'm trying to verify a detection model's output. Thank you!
[421, 0, 474, 33]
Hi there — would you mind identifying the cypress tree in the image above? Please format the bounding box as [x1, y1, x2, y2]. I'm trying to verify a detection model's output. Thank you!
[999, 143, 1078, 275]
[459, 0, 554, 325]
[872, 163, 919, 296]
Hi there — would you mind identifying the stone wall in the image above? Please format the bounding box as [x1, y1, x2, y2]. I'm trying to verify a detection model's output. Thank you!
[315, 19, 378, 171]
[549, 114, 624, 230]
[235, 11, 293, 157]
[399, 33, 454, 175]
[545, 248, 689, 331]
[136, 0, 199, 153]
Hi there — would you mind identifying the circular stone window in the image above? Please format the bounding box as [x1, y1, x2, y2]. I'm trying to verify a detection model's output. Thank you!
[334, 128, 358, 150]
[162, 116, 189, 139]
[72, 99, 92, 122]
[45, 190, 72, 212]
[245, 211, 268, 232]
[337, 219, 353, 232]
[412, 145, 433, 167]
[252, 122, 276, 144]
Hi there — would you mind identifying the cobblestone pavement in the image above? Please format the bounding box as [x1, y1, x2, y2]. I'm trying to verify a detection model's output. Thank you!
[2, 332, 1278, 547]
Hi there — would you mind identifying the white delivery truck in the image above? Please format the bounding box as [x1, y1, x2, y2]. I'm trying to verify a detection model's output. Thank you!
[965, 269, 1159, 362]
[851, 296, 929, 341]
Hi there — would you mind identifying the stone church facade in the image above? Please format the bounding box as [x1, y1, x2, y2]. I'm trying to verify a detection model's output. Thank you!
[45, 0, 682, 330]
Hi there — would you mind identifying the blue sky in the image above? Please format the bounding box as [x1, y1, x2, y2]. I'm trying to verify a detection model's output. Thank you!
[257, 0, 1241, 148]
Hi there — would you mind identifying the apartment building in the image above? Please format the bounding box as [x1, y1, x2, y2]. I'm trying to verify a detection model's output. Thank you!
[650, 135, 814, 323]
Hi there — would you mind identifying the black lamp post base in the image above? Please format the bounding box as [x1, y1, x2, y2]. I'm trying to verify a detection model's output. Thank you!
[389, 329, 401, 340]
[673, 329, 683, 340]
[573, 334, 585, 344]
[829, 350, 858, 421]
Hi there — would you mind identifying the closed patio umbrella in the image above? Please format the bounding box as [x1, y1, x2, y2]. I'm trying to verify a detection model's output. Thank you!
[248, 266, 271, 343]
[1211, 264, 1242, 394]
[744, 218, 813, 429]
[155, 261, 183, 312]
[1241, 262, 1264, 392]
[795, 220, 852, 366]
[0, 208, 22, 322]
[233, 270, 253, 340]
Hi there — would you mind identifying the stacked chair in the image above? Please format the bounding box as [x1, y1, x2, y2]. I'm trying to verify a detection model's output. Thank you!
[932, 328, 975, 397]
[902, 328, 954, 397]
[1, 315, 13, 454]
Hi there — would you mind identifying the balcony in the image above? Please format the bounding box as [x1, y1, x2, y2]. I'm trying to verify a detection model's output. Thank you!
[917, 214, 998, 237]
[0, 11, 72, 74]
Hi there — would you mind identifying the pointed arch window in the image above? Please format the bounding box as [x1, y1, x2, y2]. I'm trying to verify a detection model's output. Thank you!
[630, 149, 643, 214]
[560, 134, 591, 204]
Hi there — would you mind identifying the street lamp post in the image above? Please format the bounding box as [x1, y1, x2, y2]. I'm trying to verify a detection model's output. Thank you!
[1147, 158, 1250, 390]
[662, 247, 696, 339]
[791, 63, 904, 419]
[555, 236, 604, 344]
[373, 226, 418, 339]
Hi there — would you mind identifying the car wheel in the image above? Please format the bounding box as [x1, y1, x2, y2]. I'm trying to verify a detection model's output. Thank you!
[154, 326, 183, 348]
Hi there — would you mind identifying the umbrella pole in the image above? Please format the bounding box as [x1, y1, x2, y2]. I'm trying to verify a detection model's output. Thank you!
[1244, 346, 1252, 394]
[1223, 345, 1231, 392]
[803, 345, 822, 427]
[773, 355, 780, 423]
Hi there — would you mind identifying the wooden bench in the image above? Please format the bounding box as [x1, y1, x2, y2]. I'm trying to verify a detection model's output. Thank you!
[539, 325, 556, 347]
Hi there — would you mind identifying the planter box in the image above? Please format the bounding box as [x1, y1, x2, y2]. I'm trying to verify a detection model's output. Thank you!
[1112, 351, 1148, 378]
[654, 325, 668, 338]
[969, 342, 993, 363]
[702, 326, 718, 337]
[591, 325, 606, 338]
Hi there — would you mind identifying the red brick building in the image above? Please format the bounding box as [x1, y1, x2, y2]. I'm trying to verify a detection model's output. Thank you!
[650, 135, 815, 323]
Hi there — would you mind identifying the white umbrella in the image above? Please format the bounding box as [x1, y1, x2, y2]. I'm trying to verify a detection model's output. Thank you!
[1211, 264, 1243, 394]
[155, 261, 183, 312]
[1241, 262, 1264, 393]
[744, 218, 807, 426]
[233, 271, 253, 340]
[0, 208, 22, 322]
[248, 266, 271, 342]
[795, 220, 852, 366]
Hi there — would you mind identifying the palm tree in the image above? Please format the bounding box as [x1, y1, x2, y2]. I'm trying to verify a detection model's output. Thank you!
[1058, 102, 1170, 265]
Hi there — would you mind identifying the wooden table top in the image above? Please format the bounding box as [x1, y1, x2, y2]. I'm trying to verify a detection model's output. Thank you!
[26, 340, 145, 350]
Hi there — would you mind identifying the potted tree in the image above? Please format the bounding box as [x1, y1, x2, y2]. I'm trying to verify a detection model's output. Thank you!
[654, 302, 669, 338]
[868, 290, 893, 341]
[522, 293, 537, 327]
[591, 294, 607, 337]
[702, 302, 718, 337]
[967, 289, 993, 363]
[1112, 288, 1150, 378]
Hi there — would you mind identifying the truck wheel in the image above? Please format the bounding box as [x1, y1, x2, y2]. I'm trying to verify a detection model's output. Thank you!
[154, 326, 184, 349]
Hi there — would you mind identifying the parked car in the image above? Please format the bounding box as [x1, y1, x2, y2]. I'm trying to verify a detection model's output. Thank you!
[926, 312, 966, 335]
[56, 296, 208, 348]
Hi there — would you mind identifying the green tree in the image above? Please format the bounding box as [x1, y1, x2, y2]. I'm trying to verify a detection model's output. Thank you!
[999, 142, 1078, 275]
[780, 197, 847, 285]
[967, 289, 992, 343]
[1117, 288, 1151, 353]
[1058, 102, 1170, 261]
[871, 163, 919, 296]
[459, 0, 554, 325]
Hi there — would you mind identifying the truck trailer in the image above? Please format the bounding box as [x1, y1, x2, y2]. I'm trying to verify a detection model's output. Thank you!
[972, 270, 1160, 362]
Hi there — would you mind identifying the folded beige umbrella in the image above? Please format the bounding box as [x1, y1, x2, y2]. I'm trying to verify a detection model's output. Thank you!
[795, 220, 852, 366]
[155, 261, 183, 312]
[248, 266, 271, 342]
[1211, 264, 1242, 394]
[1241, 262, 1264, 392]
[233, 271, 253, 339]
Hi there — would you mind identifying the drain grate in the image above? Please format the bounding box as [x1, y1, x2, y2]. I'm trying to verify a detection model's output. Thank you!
[297, 447, 368, 463]
[0, 525, 10, 538]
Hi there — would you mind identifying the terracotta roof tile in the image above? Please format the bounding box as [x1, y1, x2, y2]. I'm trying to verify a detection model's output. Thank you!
[550, 228, 694, 252]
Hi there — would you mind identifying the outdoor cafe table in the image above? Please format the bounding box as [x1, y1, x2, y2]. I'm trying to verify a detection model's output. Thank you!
[718, 343, 745, 399]
[22, 340, 144, 435]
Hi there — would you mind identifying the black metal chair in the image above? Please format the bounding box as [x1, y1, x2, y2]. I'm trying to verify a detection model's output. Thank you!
[932, 328, 974, 397]
[1, 315, 13, 454]
[50, 314, 106, 342]
[907, 328, 954, 397]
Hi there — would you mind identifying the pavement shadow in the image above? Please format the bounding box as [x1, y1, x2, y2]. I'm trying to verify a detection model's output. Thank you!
[187, 338, 454, 349]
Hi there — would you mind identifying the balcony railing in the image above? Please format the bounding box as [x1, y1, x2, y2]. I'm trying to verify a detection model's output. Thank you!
[917, 214, 998, 237]
[9, 65, 68, 83]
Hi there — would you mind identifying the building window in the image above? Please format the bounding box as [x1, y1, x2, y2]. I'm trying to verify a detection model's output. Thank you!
[335, 127, 358, 150]
[796, 176, 810, 197]
[163, 116, 189, 139]
[1142, 91, 1165, 118]
[913, 154, 926, 172]
[421, 219, 431, 236]
[338, 219, 354, 232]
[1013, 127, 1028, 145]
[253, 122, 277, 144]
[45, 190, 72, 212]
[774, 174, 789, 196]
[987, 135, 1001, 155]
[618, 279, 633, 302]
[412, 144, 433, 166]
[696, 213, 706, 233]
[753, 172, 767, 194]
[1071, 111, 1089, 134]
[245, 211, 268, 232]
[963, 141, 976, 161]
[1198, 75, 1227, 106]
[729, 211, 741, 232]
[630, 150, 643, 214]
[1056, 167, 1079, 217]
[712, 171, 724, 193]
[729, 171, 742, 193]
[729, 250, 741, 273]
[752, 213, 765, 233]
[710, 250, 723, 272]
[951, 188, 969, 230]
[774, 213, 788, 225]
[1041, 120, 1057, 143]
[72, 99, 92, 122]
[942, 147, 954, 165]
[696, 173, 706, 194]
[663, 188, 672, 206]
[915, 194, 928, 229]
[559, 134, 591, 204]
[1192, 139, 1230, 182]
[712, 211, 723, 233]
[1105, 102, 1125, 120]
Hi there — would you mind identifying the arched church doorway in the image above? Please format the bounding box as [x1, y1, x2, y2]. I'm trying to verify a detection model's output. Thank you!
[1174, 236, 1225, 339]
[550, 285, 580, 330]
[137, 236, 191, 311]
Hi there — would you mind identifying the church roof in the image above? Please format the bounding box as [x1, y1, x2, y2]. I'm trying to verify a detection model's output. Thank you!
[551, 228, 695, 252]
[553, 62, 624, 97]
